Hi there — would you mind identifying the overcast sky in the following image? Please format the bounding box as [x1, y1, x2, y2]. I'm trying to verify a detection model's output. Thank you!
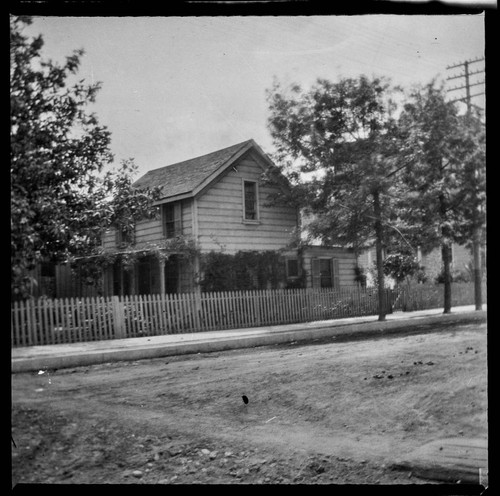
[23, 14, 486, 178]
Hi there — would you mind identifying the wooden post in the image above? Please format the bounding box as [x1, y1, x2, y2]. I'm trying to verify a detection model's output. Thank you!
[129, 265, 136, 295]
[193, 289, 202, 331]
[254, 290, 261, 326]
[159, 258, 166, 295]
[112, 295, 125, 339]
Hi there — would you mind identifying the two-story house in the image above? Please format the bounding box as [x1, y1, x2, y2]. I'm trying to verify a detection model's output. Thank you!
[101, 139, 358, 295]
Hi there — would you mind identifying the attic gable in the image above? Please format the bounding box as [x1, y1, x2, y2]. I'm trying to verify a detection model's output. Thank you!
[133, 139, 276, 203]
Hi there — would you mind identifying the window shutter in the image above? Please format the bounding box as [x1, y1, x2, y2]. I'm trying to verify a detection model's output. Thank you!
[333, 259, 340, 288]
[174, 202, 183, 235]
[161, 204, 166, 237]
[311, 258, 320, 289]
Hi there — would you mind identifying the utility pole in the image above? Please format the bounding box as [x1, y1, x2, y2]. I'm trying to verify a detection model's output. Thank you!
[446, 57, 485, 311]
[446, 57, 485, 111]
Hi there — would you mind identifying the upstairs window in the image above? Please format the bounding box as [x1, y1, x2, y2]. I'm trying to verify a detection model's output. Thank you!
[116, 226, 134, 247]
[243, 180, 258, 221]
[163, 202, 182, 238]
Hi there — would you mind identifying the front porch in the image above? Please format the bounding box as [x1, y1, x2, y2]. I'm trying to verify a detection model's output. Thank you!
[104, 253, 196, 296]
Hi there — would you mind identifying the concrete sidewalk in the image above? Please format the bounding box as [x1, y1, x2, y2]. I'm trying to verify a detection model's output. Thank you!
[11, 305, 487, 373]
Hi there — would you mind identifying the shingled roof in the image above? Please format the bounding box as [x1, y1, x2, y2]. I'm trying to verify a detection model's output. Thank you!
[133, 139, 268, 201]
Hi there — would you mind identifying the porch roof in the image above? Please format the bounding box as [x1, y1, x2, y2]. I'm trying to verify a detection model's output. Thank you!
[73, 247, 187, 260]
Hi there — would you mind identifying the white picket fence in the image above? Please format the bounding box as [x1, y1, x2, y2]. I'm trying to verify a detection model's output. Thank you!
[11, 286, 386, 347]
[11, 283, 484, 347]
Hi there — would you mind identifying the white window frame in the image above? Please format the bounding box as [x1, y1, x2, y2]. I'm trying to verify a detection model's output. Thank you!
[162, 202, 183, 239]
[242, 179, 260, 224]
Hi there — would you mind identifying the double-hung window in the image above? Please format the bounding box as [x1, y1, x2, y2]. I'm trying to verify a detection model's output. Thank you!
[116, 226, 134, 247]
[163, 202, 182, 238]
[243, 180, 258, 222]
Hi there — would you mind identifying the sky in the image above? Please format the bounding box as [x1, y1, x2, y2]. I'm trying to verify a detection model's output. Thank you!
[22, 14, 486, 179]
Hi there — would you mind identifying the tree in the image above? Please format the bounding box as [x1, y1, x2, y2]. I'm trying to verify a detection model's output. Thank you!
[101, 158, 162, 248]
[10, 16, 162, 299]
[267, 75, 403, 321]
[453, 111, 486, 310]
[68, 158, 162, 291]
[11, 15, 114, 298]
[383, 253, 424, 286]
[395, 81, 485, 313]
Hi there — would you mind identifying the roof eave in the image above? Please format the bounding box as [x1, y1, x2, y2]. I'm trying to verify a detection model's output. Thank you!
[152, 192, 194, 206]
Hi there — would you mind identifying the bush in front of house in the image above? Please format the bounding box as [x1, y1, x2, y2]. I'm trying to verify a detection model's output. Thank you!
[200, 251, 286, 292]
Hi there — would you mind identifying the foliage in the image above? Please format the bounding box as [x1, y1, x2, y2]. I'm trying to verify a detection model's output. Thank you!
[70, 235, 199, 288]
[435, 266, 473, 284]
[10, 16, 113, 298]
[10, 16, 162, 299]
[354, 265, 367, 288]
[200, 251, 286, 292]
[266, 75, 404, 319]
[394, 80, 486, 311]
[99, 159, 162, 248]
[383, 253, 421, 284]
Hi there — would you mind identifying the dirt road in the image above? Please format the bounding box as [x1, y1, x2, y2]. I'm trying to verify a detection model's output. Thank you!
[11, 321, 487, 485]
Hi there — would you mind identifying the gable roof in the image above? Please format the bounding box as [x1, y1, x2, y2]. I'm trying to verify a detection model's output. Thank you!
[133, 139, 274, 202]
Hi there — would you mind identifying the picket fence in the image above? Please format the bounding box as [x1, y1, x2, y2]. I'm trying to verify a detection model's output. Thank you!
[11, 283, 485, 348]
[391, 282, 487, 312]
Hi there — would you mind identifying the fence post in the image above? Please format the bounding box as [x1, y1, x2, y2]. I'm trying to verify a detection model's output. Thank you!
[193, 290, 202, 331]
[112, 296, 125, 339]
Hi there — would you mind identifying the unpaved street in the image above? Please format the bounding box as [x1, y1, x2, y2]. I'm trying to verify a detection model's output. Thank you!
[11, 321, 487, 485]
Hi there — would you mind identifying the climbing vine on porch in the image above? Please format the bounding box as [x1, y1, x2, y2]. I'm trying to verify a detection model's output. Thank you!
[199, 250, 287, 292]
[70, 235, 200, 289]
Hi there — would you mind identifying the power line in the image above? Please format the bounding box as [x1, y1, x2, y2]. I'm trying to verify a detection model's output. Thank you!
[446, 56, 484, 71]
[446, 57, 485, 113]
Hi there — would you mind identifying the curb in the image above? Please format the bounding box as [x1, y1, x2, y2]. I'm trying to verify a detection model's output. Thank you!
[11, 310, 486, 373]
[391, 438, 488, 485]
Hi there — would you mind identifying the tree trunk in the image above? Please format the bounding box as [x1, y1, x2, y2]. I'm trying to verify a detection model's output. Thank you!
[373, 190, 386, 321]
[472, 228, 483, 311]
[441, 242, 452, 314]
[439, 193, 452, 314]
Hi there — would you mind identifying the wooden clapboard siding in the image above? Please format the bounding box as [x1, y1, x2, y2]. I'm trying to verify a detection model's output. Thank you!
[196, 154, 297, 254]
[102, 199, 193, 250]
[301, 246, 358, 288]
[134, 219, 163, 244]
[179, 199, 193, 237]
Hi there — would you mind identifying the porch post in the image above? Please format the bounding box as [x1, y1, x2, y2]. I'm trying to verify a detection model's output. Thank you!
[128, 265, 136, 295]
[102, 267, 110, 297]
[159, 258, 166, 295]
